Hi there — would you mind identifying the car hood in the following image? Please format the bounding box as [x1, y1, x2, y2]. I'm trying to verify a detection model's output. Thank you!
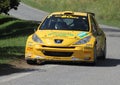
[35, 30, 90, 46]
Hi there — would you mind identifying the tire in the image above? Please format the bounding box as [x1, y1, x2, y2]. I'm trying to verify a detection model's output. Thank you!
[100, 41, 106, 60]
[26, 60, 37, 65]
[36, 60, 45, 65]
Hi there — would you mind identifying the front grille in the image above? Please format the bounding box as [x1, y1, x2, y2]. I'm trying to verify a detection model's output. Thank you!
[43, 51, 73, 57]
[42, 46, 75, 49]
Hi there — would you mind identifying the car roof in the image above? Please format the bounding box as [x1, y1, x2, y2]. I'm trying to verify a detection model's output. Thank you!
[49, 11, 95, 17]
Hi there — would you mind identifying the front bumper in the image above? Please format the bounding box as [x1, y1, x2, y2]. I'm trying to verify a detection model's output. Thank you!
[25, 44, 94, 62]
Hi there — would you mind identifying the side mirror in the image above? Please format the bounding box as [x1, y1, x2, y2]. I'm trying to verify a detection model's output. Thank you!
[34, 28, 37, 32]
[33, 21, 41, 32]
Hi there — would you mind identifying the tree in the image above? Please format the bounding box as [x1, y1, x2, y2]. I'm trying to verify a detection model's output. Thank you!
[0, 0, 20, 14]
[0, 0, 10, 14]
[10, 0, 21, 10]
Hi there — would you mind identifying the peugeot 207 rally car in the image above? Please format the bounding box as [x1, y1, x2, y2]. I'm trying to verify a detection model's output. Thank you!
[25, 11, 106, 65]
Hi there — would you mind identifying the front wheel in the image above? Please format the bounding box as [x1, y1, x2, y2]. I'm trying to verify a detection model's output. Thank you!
[26, 60, 37, 65]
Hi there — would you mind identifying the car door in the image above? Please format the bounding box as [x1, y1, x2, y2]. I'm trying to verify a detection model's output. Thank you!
[90, 15, 102, 55]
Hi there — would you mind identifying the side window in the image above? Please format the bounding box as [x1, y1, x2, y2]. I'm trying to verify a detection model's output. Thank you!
[90, 16, 98, 33]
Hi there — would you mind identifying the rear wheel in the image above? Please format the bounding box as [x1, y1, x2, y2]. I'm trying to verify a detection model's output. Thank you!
[100, 41, 106, 60]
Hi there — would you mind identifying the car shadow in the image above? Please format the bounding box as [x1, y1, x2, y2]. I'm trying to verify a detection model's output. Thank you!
[0, 64, 37, 76]
[0, 63, 47, 76]
[96, 58, 120, 67]
[44, 58, 120, 67]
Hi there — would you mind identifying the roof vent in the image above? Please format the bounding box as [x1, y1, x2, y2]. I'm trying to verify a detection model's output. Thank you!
[63, 11, 74, 15]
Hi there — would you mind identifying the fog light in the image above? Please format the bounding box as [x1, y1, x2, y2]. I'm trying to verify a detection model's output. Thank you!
[72, 56, 80, 60]
[25, 53, 32, 57]
[25, 56, 31, 60]
[35, 56, 44, 59]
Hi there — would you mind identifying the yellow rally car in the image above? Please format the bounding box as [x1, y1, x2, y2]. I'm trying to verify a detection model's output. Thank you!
[25, 11, 106, 65]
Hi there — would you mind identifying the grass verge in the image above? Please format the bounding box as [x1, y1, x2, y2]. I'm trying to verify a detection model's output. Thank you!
[21, 0, 120, 28]
[0, 14, 38, 64]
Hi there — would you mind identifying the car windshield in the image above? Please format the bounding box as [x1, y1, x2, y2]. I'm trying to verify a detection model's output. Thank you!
[40, 15, 89, 31]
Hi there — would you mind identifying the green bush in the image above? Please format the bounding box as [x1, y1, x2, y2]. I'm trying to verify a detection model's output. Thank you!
[0, 15, 38, 63]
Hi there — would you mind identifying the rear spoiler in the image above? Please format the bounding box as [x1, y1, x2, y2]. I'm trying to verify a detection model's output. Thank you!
[87, 12, 95, 17]
[63, 11, 95, 17]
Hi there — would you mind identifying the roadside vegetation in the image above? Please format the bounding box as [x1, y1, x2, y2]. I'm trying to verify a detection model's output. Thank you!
[0, 14, 38, 63]
[0, 0, 21, 14]
[22, 0, 120, 28]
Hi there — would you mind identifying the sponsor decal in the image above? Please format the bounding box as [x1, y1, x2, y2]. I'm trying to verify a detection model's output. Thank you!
[27, 47, 33, 51]
[48, 32, 74, 37]
[77, 32, 88, 38]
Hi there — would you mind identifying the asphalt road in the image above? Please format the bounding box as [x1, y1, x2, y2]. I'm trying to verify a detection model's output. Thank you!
[8, 3, 48, 21]
[1, 3, 120, 85]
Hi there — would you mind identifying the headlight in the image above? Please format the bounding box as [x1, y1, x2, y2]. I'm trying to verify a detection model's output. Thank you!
[32, 34, 43, 43]
[74, 36, 91, 45]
